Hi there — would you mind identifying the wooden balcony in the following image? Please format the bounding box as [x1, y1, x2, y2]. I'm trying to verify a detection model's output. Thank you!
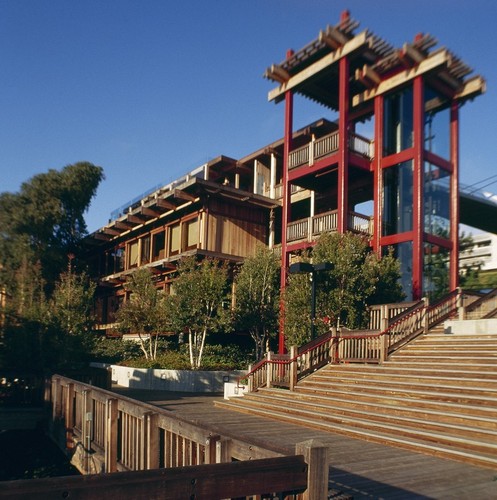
[287, 210, 372, 243]
[288, 131, 373, 171]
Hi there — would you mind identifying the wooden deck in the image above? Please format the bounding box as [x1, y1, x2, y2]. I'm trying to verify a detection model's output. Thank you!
[112, 386, 497, 500]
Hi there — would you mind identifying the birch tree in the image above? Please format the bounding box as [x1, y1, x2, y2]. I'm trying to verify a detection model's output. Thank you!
[168, 257, 230, 369]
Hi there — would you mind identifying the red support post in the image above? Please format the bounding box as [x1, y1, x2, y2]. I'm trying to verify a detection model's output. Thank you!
[412, 76, 424, 300]
[279, 49, 294, 354]
[373, 95, 383, 254]
[450, 101, 460, 290]
[337, 56, 350, 233]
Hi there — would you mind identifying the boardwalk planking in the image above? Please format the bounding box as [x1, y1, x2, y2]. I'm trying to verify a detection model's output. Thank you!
[112, 386, 497, 499]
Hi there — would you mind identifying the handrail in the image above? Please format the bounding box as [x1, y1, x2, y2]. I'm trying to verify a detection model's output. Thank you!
[464, 287, 497, 319]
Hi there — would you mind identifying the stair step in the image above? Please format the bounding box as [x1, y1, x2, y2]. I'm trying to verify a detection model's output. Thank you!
[299, 379, 497, 405]
[382, 360, 497, 372]
[290, 386, 497, 419]
[251, 389, 497, 433]
[216, 399, 497, 469]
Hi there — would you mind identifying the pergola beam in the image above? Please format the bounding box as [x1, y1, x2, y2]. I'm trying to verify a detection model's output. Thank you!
[352, 49, 451, 107]
[268, 31, 368, 103]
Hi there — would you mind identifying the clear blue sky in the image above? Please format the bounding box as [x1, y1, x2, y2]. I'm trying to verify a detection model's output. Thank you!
[1, 0, 496, 233]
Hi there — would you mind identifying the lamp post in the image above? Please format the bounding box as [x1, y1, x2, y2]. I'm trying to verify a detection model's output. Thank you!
[288, 262, 333, 339]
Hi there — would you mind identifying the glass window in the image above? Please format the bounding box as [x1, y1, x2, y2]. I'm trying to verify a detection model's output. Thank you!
[141, 235, 151, 264]
[169, 223, 180, 255]
[423, 242, 450, 301]
[383, 86, 413, 156]
[152, 230, 165, 261]
[424, 162, 450, 237]
[128, 241, 139, 268]
[382, 161, 413, 236]
[185, 218, 198, 249]
[385, 242, 413, 301]
[115, 247, 125, 273]
[424, 85, 450, 160]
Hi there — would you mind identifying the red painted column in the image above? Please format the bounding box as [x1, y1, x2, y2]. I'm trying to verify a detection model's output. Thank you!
[373, 95, 383, 254]
[450, 101, 460, 290]
[279, 49, 294, 354]
[337, 56, 350, 233]
[412, 76, 424, 300]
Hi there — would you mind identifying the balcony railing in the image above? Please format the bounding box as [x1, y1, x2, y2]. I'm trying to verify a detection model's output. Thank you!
[287, 209, 372, 242]
[288, 131, 373, 171]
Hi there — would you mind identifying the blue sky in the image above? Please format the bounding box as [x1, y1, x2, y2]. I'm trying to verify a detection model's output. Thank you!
[1, 0, 496, 233]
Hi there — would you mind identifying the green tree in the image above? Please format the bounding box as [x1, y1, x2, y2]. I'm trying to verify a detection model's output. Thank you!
[233, 246, 280, 360]
[284, 232, 404, 347]
[0, 162, 104, 296]
[116, 268, 170, 361]
[168, 257, 231, 369]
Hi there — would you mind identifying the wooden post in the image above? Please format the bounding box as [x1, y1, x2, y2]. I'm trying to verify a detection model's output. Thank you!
[105, 398, 118, 473]
[215, 438, 232, 463]
[247, 364, 253, 393]
[65, 383, 75, 449]
[52, 377, 61, 420]
[205, 435, 220, 464]
[266, 351, 272, 388]
[457, 287, 465, 320]
[289, 346, 298, 391]
[330, 327, 339, 364]
[145, 412, 159, 470]
[380, 333, 387, 364]
[422, 297, 429, 333]
[295, 440, 329, 500]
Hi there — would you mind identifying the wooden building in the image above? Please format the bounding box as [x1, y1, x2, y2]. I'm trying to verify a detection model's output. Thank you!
[85, 11, 485, 339]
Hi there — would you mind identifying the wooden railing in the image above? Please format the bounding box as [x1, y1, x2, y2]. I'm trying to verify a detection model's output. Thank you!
[47, 375, 329, 499]
[243, 291, 465, 393]
[287, 209, 372, 242]
[288, 131, 373, 171]
[463, 288, 497, 319]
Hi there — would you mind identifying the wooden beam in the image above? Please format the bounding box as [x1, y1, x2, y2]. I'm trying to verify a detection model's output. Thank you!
[155, 198, 177, 210]
[115, 220, 134, 231]
[454, 75, 486, 101]
[102, 227, 121, 237]
[265, 64, 290, 84]
[268, 30, 368, 103]
[319, 26, 348, 49]
[352, 49, 451, 107]
[127, 214, 144, 225]
[92, 233, 112, 241]
[140, 206, 161, 218]
[173, 189, 196, 202]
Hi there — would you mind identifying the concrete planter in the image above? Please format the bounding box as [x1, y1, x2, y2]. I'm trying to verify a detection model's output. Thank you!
[91, 363, 247, 393]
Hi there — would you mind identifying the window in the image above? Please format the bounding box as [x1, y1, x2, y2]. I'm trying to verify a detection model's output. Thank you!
[383, 86, 413, 156]
[152, 230, 165, 261]
[386, 242, 413, 301]
[169, 223, 181, 255]
[128, 241, 139, 268]
[185, 218, 199, 250]
[424, 162, 450, 237]
[423, 242, 450, 301]
[141, 235, 151, 264]
[382, 160, 413, 236]
[424, 85, 450, 160]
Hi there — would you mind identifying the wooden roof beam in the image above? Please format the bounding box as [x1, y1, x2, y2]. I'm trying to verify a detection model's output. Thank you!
[353, 49, 451, 107]
[398, 43, 426, 68]
[355, 64, 381, 89]
[319, 26, 348, 49]
[454, 75, 486, 102]
[102, 227, 121, 237]
[127, 214, 145, 225]
[93, 232, 112, 242]
[155, 198, 177, 210]
[114, 220, 134, 231]
[173, 189, 196, 202]
[265, 64, 290, 84]
[140, 206, 161, 218]
[268, 30, 368, 103]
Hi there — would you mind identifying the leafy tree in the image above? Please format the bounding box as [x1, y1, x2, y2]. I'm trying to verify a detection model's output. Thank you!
[0, 162, 104, 296]
[116, 268, 171, 361]
[168, 257, 231, 369]
[233, 246, 280, 360]
[284, 232, 404, 347]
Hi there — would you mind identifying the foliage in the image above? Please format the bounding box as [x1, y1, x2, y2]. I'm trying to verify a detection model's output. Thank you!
[233, 246, 280, 360]
[167, 257, 231, 369]
[284, 232, 404, 348]
[116, 268, 171, 361]
[90, 337, 149, 364]
[0, 162, 104, 295]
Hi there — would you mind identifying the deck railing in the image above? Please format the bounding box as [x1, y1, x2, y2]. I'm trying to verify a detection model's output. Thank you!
[463, 288, 497, 319]
[243, 290, 465, 393]
[288, 131, 373, 171]
[287, 209, 372, 242]
[47, 375, 329, 499]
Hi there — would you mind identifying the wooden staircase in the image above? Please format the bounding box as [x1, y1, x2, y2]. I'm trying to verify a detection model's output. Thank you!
[217, 327, 497, 469]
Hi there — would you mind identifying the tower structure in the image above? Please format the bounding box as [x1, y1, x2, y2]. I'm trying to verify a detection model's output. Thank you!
[264, 11, 485, 350]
